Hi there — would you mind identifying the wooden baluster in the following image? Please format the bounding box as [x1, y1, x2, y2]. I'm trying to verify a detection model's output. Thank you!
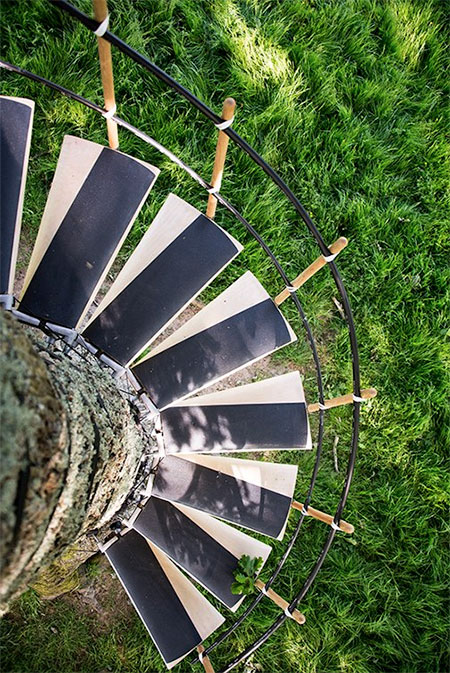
[197, 645, 215, 673]
[206, 97, 236, 219]
[93, 0, 119, 149]
[308, 387, 377, 413]
[274, 237, 348, 305]
[291, 501, 354, 534]
[255, 579, 305, 624]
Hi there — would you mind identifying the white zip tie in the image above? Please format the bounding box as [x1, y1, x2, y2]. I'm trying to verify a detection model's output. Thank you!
[323, 252, 338, 263]
[260, 584, 268, 595]
[102, 104, 116, 119]
[207, 185, 219, 194]
[94, 14, 110, 37]
[286, 285, 297, 294]
[318, 402, 327, 411]
[198, 650, 204, 662]
[215, 115, 234, 130]
[285, 606, 294, 618]
[353, 394, 366, 403]
[331, 520, 341, 531]
[301, 506, 309, 516]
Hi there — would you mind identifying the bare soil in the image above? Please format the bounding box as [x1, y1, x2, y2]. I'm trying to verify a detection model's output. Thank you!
[62, 556, 135, 634]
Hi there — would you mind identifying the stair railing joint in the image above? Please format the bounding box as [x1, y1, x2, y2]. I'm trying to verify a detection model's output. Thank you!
[214, 115, 234, 130]
[93, 13, 109, 36]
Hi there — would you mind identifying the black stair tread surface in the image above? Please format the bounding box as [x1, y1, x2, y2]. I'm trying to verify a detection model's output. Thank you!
[161, 401, 309, 454]
[105, 529, 214, 668]
[20, 140, 157, 328]
[132, 497, 241, 608]
[151, 455, 293, 539]
[83, 209, 241, 366]
[133, 298, 293, 409]
[0, 96, 33, 294]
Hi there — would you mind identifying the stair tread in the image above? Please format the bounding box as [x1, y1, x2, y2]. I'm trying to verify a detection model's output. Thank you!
[83, 193, 242, 365]
[104, 528, 224, 669]
[20, 135, 158, 328]
[131, 497, 271, 610]
[132, 272, 296, 409]
[151, 454, 297, 540]
[161, 372, 311, 454]
[0, 96, 34, 295]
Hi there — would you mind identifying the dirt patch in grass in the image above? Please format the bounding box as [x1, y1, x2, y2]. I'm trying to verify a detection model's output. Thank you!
[60, 556, 135, 634]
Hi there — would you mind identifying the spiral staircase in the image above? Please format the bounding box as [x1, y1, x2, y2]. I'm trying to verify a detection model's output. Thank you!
[0, 2, 376, 670]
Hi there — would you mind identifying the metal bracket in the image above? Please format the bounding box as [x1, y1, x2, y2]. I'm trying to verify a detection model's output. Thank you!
[0, 294, 14, 310]
[46, 322, 78, 345]
[125, 369, 159, 416]
[11, 309, 40, 326]
[97, 535, 119, 554]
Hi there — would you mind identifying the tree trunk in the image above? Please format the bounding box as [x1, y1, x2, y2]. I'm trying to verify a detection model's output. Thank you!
[0, 310, 152, 612]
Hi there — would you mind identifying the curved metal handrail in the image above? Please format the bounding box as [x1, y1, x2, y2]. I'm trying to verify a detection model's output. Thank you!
[2, 2, 362, 664]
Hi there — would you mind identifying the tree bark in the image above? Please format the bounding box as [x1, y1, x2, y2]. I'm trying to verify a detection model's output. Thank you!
[0, 310, 151, 612]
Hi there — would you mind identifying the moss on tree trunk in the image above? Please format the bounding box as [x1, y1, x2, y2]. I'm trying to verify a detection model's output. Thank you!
[0, 311, 150, 612]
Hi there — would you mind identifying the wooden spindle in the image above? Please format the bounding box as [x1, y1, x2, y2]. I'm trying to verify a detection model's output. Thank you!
[291, 501, 354, 534]
[307, 387, 377, 413]
[93, 0, 119, 149]
[206, 97, 236, 219]
[274, 237, 348, 306]
[255, 579, 305, 624]
[197, 645, 215, 673]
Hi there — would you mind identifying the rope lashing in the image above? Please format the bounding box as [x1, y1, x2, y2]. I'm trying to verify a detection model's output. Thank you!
[94, 14, 109, 36]
[215, 115, 234, 130]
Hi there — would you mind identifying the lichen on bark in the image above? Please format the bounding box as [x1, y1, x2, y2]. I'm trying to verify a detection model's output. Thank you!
[0, 310, 151, 611]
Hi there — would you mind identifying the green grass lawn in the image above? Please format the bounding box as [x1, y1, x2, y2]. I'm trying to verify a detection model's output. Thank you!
[1, 1, 449, 671]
